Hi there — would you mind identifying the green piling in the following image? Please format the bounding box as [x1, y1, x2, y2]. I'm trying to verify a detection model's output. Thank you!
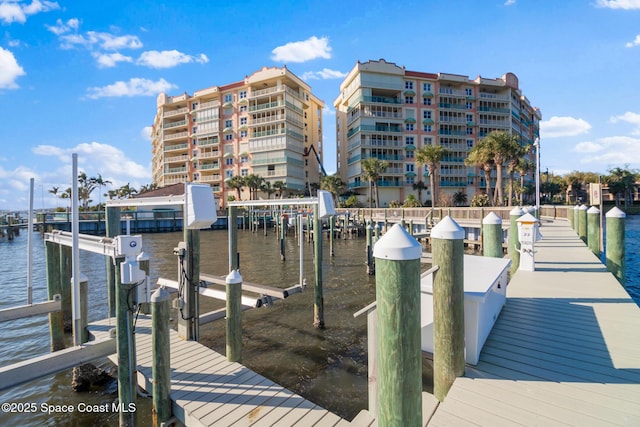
[366, 222, 374, 275]
[264, 213, 268, 236]
[137, 251, 150, 315]
[567, 205, 575, 229]
[431, 216, 465, 402]
[106, 206, 120, 318]
[573, 205, 580, 233]
[587, 206, 601, 257]
[280, 215, 286, 261]
[226, 270, 243, 362]
[372, 224, 422, 426]
[151, 287, 171, 427]
[77, 273, 89, 344]
[509, 207, 523, 277]
[229, 205, 238, 271]
[178, 229, 200, 341]
[578, 205, 588, 243]
[45, 241, 65, 351]
[115, 256, 136, 427]
[482, 212, 503, 258]
[313, 204, 324, 329]
[59, 244, 72, 332]
[606, 207, 626, 285]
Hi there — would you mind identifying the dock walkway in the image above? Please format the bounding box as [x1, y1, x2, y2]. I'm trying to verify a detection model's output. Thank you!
[88, 318, 346, 427]
[428, 219, 640, 426]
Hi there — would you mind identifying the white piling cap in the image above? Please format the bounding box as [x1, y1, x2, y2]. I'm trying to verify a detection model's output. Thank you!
[226, 269, 243, 284]
[579, 204, 588, 210]
[482, 212, 502, 225]
[573, 205, 581, 210]
[372, 224, 421, 260]
[510, 206, 524, 216]
[137, 251, 149, 261]
[71, 273, 88, 283]
[587, 206, 600, 214]
[431, 216, 464, 240]
[606, 206, 626, 218]
[151, 286, 170, 302]
[516, 212, 539, 223]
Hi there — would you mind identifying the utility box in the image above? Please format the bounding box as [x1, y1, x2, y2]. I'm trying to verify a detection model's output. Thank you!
[185, 183, 217, 229]
[317, 190, 336, 218]
[114, 235, 142, 258]
[420, 255, 511, 365]
[517, 212, 541, 271]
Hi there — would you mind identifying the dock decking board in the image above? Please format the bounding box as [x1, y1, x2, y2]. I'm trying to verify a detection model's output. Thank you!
[88, 317, 344, 426]
[428, 219, 640, 426]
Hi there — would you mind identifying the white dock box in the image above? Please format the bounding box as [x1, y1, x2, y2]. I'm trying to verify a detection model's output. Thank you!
[420, 255, 510, 365]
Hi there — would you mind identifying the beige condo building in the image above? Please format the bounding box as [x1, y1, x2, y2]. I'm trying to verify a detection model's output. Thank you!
[334, 59, 542, 207]
[151, 66, 324, 206]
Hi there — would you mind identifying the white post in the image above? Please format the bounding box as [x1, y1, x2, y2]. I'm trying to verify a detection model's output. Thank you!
[299, 214, 304, 287]
[27, 178, 34, 305]
[71, 153, 81, 346]
[534, 138, 541, 212]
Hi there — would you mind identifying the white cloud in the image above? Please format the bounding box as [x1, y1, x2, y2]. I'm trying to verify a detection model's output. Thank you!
[141, 126, 152, 141]
[0, 46, 26, 89]
[322, 105, 335, 116]
[504, 0, 516, 5]
[610, 111, 640, 134]
[540, 116, 591, 138]
[301, 68, 347, 81]
[625, 34, 640, 47]
[271, 36, 332, 63]
[93, 52, 133, 68]
[86, 78, 176, 99]
[575, 136, 640, 165]
[59, 30, 142, 50]
[45, 17, 79, 35]
[136, 50, 209, 68]
[0, 0, 59, 24]
[595, 0, 640, 9]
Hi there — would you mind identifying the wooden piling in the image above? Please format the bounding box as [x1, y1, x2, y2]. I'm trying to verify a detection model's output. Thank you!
[115, 256, 136, 427]
[329, 215, 335, 257]
[366, 222, 374, 275]
[151, 287, 171, 427]
[431, 216, 465, 402]
[573, 205, 580, 233]
[229, 205, 239, 272]
[106, 206, 120, 318]
[587, 207, 601, 257]
[178, 229, 200, 341]
[280, 215, 286, 261]
[578, 205, 588, 243]
[77, 274, 89, 344]
[45, 241, 65, 351]
[138, 251, 151, 315]
[263, 213, 268, 236]
[59, 244, 72, 331]
[482, 212, 503, 258]
[606, 207, 626, 285]
[313, 204, 324, 329]
[372, 224, 422, 426]
[509, 207, 524, 277]
[226, 270, 242, 362]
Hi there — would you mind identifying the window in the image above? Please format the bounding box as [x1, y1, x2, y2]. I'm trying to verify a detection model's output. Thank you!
[241, 156, 248, 164]
[466, 139, 474, 148]
[406, 164, 414, 172]
[423, 136, 433, 146]
[225, 158, 234, 165]
[239, 105, 247, 112]
[406, 137, 415, 145]
[466, 127, 474, 135]
[423, 98, 432, 106]
[405, 81, 413, 90]
[466, 102, 473, 109]
[225, 119, 233, 128]
[423, 83, 432, 92]
[240, 130, 248, 138]
[240, 117, 247, 125]
[423, 125, 432, 132]
[239, 91, 247, 99]
[406, 150, 414, 159]
[466, 114, 473, 122]
[423, 110, 432, 119]
[192, 150, 198, 157]
[224, 94, 233, 103]
[465, 88, 473, 96]
[225, 134, 233, 141]
[192, 138, 197, 145]
[241, 168, 248, 176]
[406, 176, 414, 185]
[405, 96, 414, 104]
[406, 123, 414, 131]
[192, 102, 198, 110]
[225, 170, 233, 178]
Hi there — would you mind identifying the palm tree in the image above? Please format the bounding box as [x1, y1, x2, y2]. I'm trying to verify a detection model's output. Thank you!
[139, 183, 158, 194]
[484, 131, 526, 206]
[320, 174, 346, 207]
[244, 174, 264, 200]
[403, 194, 421, 207]
[416, 145, 450, 208]
[516, 159, 535, 205]
[412, 181, 426, 206]
[606, 167, 637, 208]
[260, 181, 277, 199]
[226, 175, 245, 200]
[453, 191, 468, 207]
[93, 173, 112, 207]
[361, 158, 388, 208]
[273, 180, 287, 199]
[466, 140, 494, 206]
[117, 183, 138, 199]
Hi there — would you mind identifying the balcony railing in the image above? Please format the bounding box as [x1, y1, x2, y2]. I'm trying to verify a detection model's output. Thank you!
[250, 114, 286, 126]
[166, 166, 187, 174]
[165, 142, 188, 151]
[478, 106, 510, 114]
[163, 119, 187, 129]
[347, 124, 403, 138]
[165, 155, 189, 163]
[249, 101, 282, 112]
[164, 131, 189, 141]
[163, 107, 188, 118]
[199, 163, 220, 170]
[438, 102, 467, 110]
[198, 100, 220, 109]
[478, 93, 509, 101]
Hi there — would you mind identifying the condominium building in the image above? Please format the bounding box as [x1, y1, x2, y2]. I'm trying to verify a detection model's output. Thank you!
[151, 66, 324, 206]
[334, 59, 541, 207]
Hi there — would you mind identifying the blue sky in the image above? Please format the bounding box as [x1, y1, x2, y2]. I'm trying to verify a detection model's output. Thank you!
[1, 0, 639, 211]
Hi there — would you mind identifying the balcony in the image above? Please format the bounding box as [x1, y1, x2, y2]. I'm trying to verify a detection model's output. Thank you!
[198, 100, 220, 109]
[163, 107, 188, 118]
[438, 102, 467, 110]
[438, 129, 467, 136]
[166, 166, 187, 174]
[249, 101, 282, 112]
[199, 162, 220, 171]
[250, 114, 286, 126]
[163, 119, 187, 129]
[347, 124, 403, 138]
[438, 88, 466, 97]
[253, 128, 285, 138]
[165, 176, 187, 185]
[478, 93, 509, 101]
[164, 131, 189, 141]
[165, 154, 189, 163]
[165, 142, 188, 151]
[198, 151, 219, 159]
[478, 106, 510, 114]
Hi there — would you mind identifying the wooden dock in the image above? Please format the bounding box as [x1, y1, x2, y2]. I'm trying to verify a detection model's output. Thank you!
[428, 219, 640, 426]
[88, 317, 347, 427]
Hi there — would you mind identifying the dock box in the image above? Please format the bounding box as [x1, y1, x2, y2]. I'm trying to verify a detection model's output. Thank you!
[420, 255, 510, 365]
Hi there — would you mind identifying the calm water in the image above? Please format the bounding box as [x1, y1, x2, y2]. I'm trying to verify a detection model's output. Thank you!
[1, 216, 639, 426]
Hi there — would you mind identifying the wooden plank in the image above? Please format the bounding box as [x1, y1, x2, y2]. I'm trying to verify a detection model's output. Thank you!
[271, 399, 316, 426]
[313, 410, 343, 427]
[211, 381, 292, 426]
[249, 394, 308, 426]
[198, 376, 274, 425]
[0, 297, 61, 322]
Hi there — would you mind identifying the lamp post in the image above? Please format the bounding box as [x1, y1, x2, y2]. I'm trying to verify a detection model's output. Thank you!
[534, 138, 540, 212]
